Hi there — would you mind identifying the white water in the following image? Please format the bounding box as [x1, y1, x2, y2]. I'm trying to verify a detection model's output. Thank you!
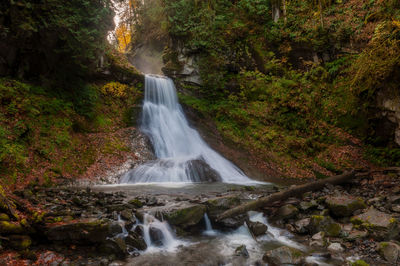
[120, 75, 253, 184]
[203, 213, 218, 236]
[136, 213, 187, 253]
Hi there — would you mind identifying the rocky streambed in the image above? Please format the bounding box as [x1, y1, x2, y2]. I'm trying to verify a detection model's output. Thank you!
[1, 172, 400, 265]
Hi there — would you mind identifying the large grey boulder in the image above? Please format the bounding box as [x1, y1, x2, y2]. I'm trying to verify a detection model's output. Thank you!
[325, 195, 366, 217]
[247, 220, 268, 237]
[272, 204, 299, 221]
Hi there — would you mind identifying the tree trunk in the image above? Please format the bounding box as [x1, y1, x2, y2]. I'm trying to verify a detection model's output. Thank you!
[217, 171, 356, 221]
[271, 0, 281, 23]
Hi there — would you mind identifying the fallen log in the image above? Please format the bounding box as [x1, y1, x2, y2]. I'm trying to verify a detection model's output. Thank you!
[217, 170, 357, 221]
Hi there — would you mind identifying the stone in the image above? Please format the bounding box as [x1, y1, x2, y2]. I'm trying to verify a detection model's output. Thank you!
[247, 221, 267, 237]
[351, 207, 400, 240]
[0, 213, 10, 222]
[310, 231, 326, 247]
[45, 219, 116, 244]
[327, 243, 344, 253]
[273, 204, 299, 221]
[149, 226, 164, 246]
[163, 203, 206, 229]
[377, 241, 400, 264]
[299, 201, 318, 211]
[325, 195, 366, 217]
[128, 199, 143, 208]
[7, 235, 32, 250]
[294, 218, 310, 234]
[219, 215, 247, 229]
[120, 210, 134, 222]
[126, 232, 147, 251]
[100, 237, 127, 259]
[185, 159, 222, 182]
[309, 215, 341, 237]
[206, 196, 241, 219]
[392, 205, 400, 213]
[263, 246, 304, 265]
[234, 245, 249, 258]
[346, 230, 368, 241]
[0, 221, 23, 234]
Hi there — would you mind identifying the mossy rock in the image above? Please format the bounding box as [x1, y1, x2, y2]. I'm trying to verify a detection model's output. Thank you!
[45, 219, 115, 244]
[377, 241, 400, 264]
[352, 208, 400, 240]
[263, 246, 305, 265]
[0, 221, 24, 234]
[205, 196, 241, 219]
[164, 204, 206, 229]
[0, 213, 10, 221]
[351, 260, 369, 266]
[326, 195, 366, 217]
[272, 204, 299, 221]
[7, 235, 32, 250]
[309, 215, 341, 237]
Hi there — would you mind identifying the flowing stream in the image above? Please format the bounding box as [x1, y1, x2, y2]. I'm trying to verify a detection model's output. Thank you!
[120, 75, 253, 184]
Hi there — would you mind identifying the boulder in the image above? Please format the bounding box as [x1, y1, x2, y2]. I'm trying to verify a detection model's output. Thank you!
[247, 221, 267, 237]
[0, 221, 24, 234]
[294, 218, 310, 234]
[327, 243, 344, 253]
[45, 219, 117, 244]
[7, 235, 32, 250]
[126, 231, 147, 251]
[120, 210, 135, 222]
[100, 237, 128, 259]
[309, 215, 341, 237]
[128, 199, 144, 208]
[273, 204, 299, 221]
[351, 207, 400, 240]
[234, 245, 249, 258]
[310, 232, 326, 247]
[185, 160, 222, 182]
[149, 226, 164, 246]
[325, 195, 366, 217]
[163, 203, 206, 229]
[206, 196, 241, 219]
[378, 241, 400, 264]
[299, 201, 318, 211]
[263, 246, 305, 265]
[346, 230, 368, 241]
[0, 213, 10, 221]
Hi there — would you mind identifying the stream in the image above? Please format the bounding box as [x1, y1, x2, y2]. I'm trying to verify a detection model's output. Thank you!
[94, 75, 341, 265]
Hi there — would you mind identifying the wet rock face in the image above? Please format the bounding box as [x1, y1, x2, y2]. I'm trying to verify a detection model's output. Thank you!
[185, 159, 222, 182]
[149, 226, 164, 246]
[325, 195, 366, 217]
[234, 245, 249, 258]
[262, 246, 305, 265]
[247, 221, 268, 237]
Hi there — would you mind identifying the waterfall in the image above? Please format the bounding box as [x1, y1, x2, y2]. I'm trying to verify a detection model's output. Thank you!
[203, 213, 218, 236]
[120, 74, 253, 184]
[137, 213, 185, 252]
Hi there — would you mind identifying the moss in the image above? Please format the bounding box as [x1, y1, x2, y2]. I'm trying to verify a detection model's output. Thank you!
[351, 260, 369, 266]
[0, 213, 10, 221]
[165, 205, 206, 227]
[325, 223, 341, 237]
[0, 221, 23, 234]
[128, 199, 143, 208]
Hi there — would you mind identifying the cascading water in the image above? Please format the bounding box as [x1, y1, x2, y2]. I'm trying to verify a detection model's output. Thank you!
[120, 75, 253, 184]
[136, 213, 186, 252]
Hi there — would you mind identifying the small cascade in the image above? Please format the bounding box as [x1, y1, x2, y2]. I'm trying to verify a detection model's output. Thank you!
[117, 214, 129, 238]
[135, 213, 186, 252]
[203, 213, 218, 236]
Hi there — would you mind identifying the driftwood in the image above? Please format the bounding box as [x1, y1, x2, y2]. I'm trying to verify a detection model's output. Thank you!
[217, 170, 357, 221]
